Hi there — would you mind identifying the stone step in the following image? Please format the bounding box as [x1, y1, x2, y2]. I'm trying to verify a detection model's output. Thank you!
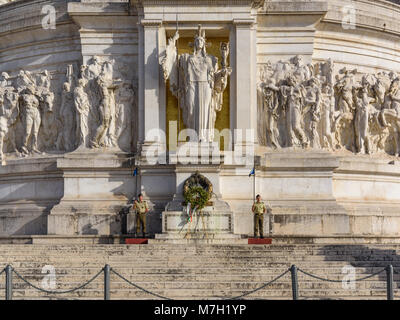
[0, 245, 398, 250]
[0, 244, 400, 253]
[0, 266, 397, 275]
[0, 243, 398, 299]
[0, 251, 398, 258]
[0, 267, 390, 276]
[2, 288, 397, 299]
[0, 275, 392, 286]
[0, 257, 398, 264]
[0, 260, 395, 267]
[1, 249, 398, 256]
[2, 281, 397, 292]
[1, 261, 397, 269]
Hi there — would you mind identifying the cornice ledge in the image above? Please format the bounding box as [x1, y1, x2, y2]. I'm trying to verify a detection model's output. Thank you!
[232, 18, 256, 25]
[68, 2, 129, 16]
[261, 1, 328, 15]
[140, 18, 163, 26]
[131, 0, 256, 6]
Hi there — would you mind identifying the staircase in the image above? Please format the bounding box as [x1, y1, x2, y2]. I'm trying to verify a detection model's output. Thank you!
[0, 243, 399, 300]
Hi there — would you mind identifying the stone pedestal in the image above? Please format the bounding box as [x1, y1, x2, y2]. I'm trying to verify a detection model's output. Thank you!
[155, 190, 244, 243]
[47, 151, 136, 235]
[126, 212, 137, 235]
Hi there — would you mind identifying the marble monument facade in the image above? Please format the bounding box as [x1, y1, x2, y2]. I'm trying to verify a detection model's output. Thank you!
[1, 0, 400, 240]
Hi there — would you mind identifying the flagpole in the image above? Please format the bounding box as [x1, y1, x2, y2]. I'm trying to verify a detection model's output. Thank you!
[253, 167, 256, 203]
[135, 167, 138, 198]
[131, 158, 137, 200]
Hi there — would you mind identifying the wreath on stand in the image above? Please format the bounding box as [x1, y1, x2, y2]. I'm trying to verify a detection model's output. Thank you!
[184, 186, 210, 212]
[182, 172, 213, 237]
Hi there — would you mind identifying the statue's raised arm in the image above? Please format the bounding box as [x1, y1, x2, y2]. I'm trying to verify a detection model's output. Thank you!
[160, 31, 180, 96]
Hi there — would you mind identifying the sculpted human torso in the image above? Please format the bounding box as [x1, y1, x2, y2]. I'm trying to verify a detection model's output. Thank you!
[186, 53, 214, 82]
[161, 25, 231, 142]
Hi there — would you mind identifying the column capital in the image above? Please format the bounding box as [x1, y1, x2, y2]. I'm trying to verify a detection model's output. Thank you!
[140, 19, 163, 27]
[232, 18, 256, 26]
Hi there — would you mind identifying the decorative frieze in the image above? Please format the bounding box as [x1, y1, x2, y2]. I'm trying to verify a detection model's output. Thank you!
[258, 56, 400, 156]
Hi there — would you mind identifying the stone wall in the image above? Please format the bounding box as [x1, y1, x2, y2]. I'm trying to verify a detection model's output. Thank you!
[0, 0, 400, 238]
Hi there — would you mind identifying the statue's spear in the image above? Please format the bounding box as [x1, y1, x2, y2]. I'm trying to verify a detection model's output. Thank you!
[175, 14, 181, 138]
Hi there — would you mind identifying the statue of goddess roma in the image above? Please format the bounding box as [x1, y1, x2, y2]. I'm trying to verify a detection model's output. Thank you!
[161, 25, 232, 142]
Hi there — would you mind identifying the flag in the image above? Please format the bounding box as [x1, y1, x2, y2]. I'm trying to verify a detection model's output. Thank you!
[249, 167, 255, 177]
[133, 167, 138, 176]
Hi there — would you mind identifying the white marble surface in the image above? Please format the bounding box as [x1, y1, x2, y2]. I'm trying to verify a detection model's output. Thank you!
[0, 0, 400, 240]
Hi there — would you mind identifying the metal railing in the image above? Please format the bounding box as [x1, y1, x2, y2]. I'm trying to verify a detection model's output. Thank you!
[0, 264, 397, 300]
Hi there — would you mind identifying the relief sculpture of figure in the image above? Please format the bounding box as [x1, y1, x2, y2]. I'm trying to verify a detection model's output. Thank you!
[60, 82, 76, 152]
[16, 70, 35, 90]
[115, 82, 135, 149]
[281, 75, 308, 148]
[335, 68, 357, 115]
[291, 55, 313, 83]
[86, 56, 103, 81]
[262, 79, 280, 148]
[333, 68, 358, 149]
[91, 75, 112, 148]
[77, 56, 131, 151]
[256, 56, 400, 157]
[0, 61, 134, 160]
[209, 43, 232, 141]
[19, 86, 42, 155]
[38, 91, 57, 151]
[0, 72, 9, 88]
[381, 78, 400, 156]
[321, 85, 335, 150]
[0, 90, 19, 162]
[74, 78, 90, 149]
[161, 25, 231, 142]
[354, 85, 371, 154]
[36, 70, 51, 90]
[304, 77, 322, 149]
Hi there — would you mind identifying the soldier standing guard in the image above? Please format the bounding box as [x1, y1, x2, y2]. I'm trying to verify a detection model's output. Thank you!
[133, 193, 149, 238]
[252, 194, 266, 238]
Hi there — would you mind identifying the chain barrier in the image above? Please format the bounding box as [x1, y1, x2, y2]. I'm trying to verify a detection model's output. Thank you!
[225, 268, 291, 300]
[2, 264, 399, 299]
[297, 267, 387, 283]
[110, 268, 173, 300]
[12, 266, 104, 295]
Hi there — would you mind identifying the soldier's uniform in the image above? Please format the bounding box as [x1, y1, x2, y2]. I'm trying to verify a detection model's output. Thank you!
[253, 201, 266, 238]
[134, 200, 149, 236]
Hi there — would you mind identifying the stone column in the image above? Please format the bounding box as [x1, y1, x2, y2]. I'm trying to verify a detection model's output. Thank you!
[138, 19, 166, 161]
[232, 19, 258, 156]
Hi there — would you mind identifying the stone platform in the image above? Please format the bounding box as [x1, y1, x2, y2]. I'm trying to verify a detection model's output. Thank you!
[151, 233, 246, 244]
[4, 234, 400, 245]
[1, 0, 400, 242]
[2, 150, 400, 240]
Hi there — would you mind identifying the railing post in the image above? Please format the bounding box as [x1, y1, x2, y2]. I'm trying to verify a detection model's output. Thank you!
[386, 264, 394, 300]
[5, 265, 12, 300]
[104, 264, 110, 300]
[290, 265, 298, 300]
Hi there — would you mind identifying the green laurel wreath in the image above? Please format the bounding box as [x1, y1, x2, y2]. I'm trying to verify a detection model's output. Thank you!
[183, 186, 210, 210]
